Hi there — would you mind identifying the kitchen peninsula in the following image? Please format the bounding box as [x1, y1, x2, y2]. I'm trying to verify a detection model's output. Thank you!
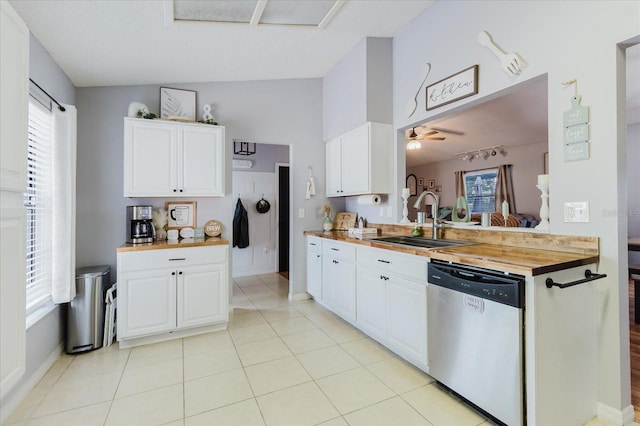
[305, 225, 601, 425]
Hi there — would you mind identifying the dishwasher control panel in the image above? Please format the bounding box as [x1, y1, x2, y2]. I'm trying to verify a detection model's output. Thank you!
[428, 260, 524, 308]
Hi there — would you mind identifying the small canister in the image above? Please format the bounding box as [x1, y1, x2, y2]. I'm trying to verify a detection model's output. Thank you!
[481, 212, 491, 227]
[417, 212, 426, 224]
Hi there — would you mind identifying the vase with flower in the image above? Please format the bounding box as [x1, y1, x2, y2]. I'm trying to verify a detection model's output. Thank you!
[320, 204, 333, 231]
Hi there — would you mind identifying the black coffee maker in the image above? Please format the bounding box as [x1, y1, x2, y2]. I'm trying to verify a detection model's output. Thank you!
[126, 205, 155, 244]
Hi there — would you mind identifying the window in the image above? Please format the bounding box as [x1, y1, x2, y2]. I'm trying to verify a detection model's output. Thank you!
[464, 168, 498, 214]
[24, 97, 53, 314]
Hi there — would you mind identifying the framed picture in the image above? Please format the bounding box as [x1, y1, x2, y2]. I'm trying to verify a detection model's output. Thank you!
[426, 65, 478, 111]
[435, 185, 442, 193]
[428, 179, 435, 189]
[543, 152, 549, 174]
[418, 177, 424, 186]
[406, 174, 417, 196]
[160, 87, 196, 121]
[165, 201, 197, 229]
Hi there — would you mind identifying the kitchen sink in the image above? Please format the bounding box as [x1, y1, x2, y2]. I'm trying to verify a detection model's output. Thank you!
[368, 236, 474, 249]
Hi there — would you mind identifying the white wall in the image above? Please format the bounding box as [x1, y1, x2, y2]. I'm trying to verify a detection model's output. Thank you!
[232, 143, 288, 173]
[75, 78, 325, 299]
[392, 0, 639, 420]
[1, 33, 74, 419]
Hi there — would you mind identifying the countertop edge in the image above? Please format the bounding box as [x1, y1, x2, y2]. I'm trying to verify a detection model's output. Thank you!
[117, 238, 230, 252]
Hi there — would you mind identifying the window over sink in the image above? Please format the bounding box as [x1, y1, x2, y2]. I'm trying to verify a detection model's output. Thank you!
[463, 168, 498, 214]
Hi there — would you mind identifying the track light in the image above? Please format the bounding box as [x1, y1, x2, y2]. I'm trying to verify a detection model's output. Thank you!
[455, 145, 506, 162]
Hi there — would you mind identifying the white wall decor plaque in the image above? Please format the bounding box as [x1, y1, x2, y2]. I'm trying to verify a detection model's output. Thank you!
[426, 65, 478, 111]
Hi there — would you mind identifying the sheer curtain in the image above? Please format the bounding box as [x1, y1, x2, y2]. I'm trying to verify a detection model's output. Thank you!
[51, 104, 76, 303]
[494, 164, 516, 214]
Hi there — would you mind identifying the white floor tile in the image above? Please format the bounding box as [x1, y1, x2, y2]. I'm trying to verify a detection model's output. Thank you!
[115, 358, 183, 398]
[295, 345, 359, 379]
[268, 316, 317, 336]
[25, 402, 110, 426]
[235, 337, 293, 366]
[227, 311, 268, 330]
[343, 396, 430, 426]
[260, 306, 303, 323]
[316, 367, 395, 414]
[340, 337, 394, 365]
[126, 339, 183, 369]
[402, 383, 485, 426]
[105, 383, 183, 426]
[245, 356, 312, 396]
[184, 368, 254, 417]
[184, 347, 242, 381]
[229, 322, 277, 345]
[185, 399, 265, 426]
[366, 357, 433, 394]
[319, 322, 365, 344]
[256, 382, 339, 426]
[182, 330, 234, 357]
[280, 328, 336, 354]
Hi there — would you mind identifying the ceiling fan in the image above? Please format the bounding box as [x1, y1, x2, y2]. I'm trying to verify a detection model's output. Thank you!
[406, 127, 446, 149]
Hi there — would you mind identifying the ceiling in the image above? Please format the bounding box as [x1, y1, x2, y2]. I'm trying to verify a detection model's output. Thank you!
[405, 76, 549, 167]
[9, 0, 434, 87]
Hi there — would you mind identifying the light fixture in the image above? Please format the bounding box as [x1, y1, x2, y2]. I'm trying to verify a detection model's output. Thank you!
[234, 140, 256, 156]
[455, 145, 505, 162]
[406, 128, 422, 150]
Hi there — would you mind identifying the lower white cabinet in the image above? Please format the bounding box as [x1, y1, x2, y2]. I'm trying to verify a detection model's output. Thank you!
[322, 240, 356, 323]
[356, 245, 428, 370]
[117, 244, 228, 347]
[306, 237, 323, 300]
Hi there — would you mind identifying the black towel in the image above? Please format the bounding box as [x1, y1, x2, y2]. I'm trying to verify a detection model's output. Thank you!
[233, 198, 249, 248]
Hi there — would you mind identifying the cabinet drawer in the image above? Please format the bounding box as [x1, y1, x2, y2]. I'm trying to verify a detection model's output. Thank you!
[323, 240, 356, 262]
[357, 246, 427, 282]
[307, 237, 323, 253]
[119, 246, 227, 272]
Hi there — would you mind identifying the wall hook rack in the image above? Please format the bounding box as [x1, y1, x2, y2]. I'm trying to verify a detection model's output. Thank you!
[545, 269, 606, 289]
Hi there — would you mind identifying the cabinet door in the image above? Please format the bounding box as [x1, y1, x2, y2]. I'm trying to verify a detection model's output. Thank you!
[124, 119, 177, 196]
[179, 125, 224, 196]
[387, 277, 427, 367]
[340, 124, 369, 195]
[177, 263, 228, 329]
[322, 257, 356, 323]
[307, 249, 322, 300]
[118, 268, 176, 339]
[325, 137, 342, 197]
[356, 265, 387, 342]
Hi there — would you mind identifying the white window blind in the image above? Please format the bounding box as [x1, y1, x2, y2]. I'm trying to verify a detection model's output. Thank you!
[24, 98, 53, 314]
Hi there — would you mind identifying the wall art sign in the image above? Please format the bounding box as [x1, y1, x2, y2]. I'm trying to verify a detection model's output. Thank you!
[165, 201, 197, 230]
[426, 65, 478, 111]
[160, 87, 196, 121]
[563, 94, 590, 162]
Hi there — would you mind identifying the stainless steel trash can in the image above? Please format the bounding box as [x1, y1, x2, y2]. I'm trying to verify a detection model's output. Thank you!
[66, 265, 111, 354]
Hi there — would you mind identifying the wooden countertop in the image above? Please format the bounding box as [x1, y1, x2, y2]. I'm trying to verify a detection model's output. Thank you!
[304, 230, 599, 276]
[117, 237, 229, 253]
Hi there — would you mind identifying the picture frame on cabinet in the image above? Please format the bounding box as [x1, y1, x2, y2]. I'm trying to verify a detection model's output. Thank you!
[160, 87, 196, 121]
[166, 201, 197, 229]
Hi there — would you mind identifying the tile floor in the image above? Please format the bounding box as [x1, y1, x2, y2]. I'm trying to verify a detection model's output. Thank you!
[4, 273, 630, 426]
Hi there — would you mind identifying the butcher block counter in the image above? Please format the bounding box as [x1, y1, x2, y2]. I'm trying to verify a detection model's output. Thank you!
[304, 224, 599, 276]
[117, 237, 229, 252]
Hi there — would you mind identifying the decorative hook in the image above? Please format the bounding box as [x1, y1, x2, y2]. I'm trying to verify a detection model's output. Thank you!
[561, 79, 578, 97]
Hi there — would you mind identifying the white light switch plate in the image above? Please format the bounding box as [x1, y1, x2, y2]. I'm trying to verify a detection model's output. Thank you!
[564, 201, 589, 222]
[298, 208, 305, 219]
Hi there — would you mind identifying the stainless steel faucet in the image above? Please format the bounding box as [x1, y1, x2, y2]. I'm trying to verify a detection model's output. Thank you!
[413, 190, 442, 239]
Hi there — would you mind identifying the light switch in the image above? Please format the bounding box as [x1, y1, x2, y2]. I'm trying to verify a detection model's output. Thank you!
[564, 202, 589, 222]
[298, 208, 305, 219]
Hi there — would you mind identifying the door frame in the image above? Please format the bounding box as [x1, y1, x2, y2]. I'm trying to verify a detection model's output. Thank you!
[275, 162, 290, 277]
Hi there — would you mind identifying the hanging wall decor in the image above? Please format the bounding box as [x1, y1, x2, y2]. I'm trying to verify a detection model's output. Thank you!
[426, 65, 478, 111]
[562, 79, 590, 162]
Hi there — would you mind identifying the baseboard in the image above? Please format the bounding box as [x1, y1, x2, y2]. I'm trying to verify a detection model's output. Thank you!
[288, 292, 311, 302]
[597, 402, 635, 425]
[0, 342, 63, 425]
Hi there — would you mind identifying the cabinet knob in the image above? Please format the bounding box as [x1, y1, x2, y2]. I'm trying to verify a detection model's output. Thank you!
[179, 271, 183, 275]
[172, 272, 176, 276]
[179, 189, 183, 193]
[333, 259, 338, 264]
[173, 189, 177, 192]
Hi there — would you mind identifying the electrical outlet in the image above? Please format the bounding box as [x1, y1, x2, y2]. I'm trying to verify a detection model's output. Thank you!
[387, 206, 393, 217]
[564, 202, 589, 222]
[298, 208, 305, 219]
[380, 207, 385, 216]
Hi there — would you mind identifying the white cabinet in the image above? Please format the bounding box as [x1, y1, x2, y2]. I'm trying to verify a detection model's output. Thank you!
[0, 1, 28, 398]
[325, 122, 393, 197]
[306, 237, 323, 300]
[117, 245, 229, 347]
[123, 118, 225, 197]
[322, 240, 356, 323]
[356, 246, 428, 369]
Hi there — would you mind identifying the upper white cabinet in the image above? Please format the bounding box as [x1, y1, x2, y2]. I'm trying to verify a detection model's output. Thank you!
[124, 118, 225, 197]
[326, 122, 393, 197]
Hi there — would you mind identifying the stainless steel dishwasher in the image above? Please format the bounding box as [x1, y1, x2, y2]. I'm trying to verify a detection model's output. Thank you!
[428, 260, 525, 426]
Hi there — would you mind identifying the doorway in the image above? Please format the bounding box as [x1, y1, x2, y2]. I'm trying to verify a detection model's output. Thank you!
[276, 163, 290, 279]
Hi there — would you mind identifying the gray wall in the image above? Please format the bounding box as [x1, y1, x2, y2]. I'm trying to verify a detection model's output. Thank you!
[232, 143, 289, 173]
[75, 78, 325, 297]
[1, 33, 75, 413]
